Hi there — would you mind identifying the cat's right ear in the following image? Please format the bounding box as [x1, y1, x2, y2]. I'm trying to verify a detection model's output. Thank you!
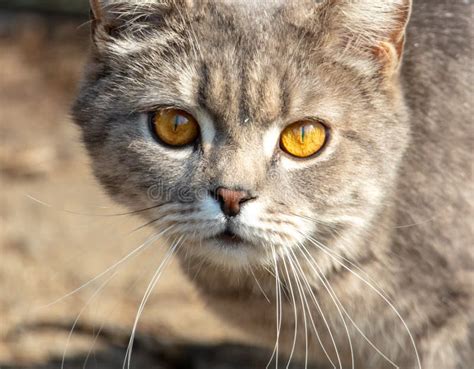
[89, 0, 131, 48]
[89, 0, 107, 35]
[88, 0, 147, 54]
[88, 1, 180, 54]
[89, 0, 102, 21]
[89, 0, 116, 49]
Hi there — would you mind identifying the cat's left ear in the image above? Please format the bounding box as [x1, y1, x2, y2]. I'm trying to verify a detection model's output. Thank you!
[321, 0, 412, 75]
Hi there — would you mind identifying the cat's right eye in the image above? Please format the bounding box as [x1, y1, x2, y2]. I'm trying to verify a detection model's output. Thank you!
[151, 108, 200, 147]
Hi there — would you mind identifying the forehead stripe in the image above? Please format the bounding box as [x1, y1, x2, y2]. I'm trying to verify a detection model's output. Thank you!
[196, 62, 210, 109]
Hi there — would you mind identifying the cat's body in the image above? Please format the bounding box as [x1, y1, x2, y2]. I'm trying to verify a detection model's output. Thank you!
[73, 0, 473, 368]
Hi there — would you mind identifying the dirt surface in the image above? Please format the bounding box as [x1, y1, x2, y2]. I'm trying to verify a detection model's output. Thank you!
[0, 12, 290, 369]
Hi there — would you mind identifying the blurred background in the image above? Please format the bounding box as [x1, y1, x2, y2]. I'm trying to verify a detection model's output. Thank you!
[0, 1, 278, 368]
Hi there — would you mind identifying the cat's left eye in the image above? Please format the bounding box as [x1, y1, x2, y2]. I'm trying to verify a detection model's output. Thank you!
[151, 108, 200, 147]
[280, 120, 327, 158]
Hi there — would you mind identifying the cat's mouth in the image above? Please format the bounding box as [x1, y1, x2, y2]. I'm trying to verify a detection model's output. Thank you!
[210, 228, 245, 246]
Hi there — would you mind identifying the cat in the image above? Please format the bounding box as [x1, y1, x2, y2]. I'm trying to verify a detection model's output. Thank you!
[72, 0, 473, 368]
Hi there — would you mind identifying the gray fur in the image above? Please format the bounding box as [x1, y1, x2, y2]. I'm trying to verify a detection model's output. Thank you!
[73, 0, 473, 367]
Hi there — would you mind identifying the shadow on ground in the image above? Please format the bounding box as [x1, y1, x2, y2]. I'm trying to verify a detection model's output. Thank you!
[2, 322, 313, 369]
[2, 343, 286, 369]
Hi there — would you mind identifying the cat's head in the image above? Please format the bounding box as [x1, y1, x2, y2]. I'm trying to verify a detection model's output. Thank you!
[73, 0, 411, 270]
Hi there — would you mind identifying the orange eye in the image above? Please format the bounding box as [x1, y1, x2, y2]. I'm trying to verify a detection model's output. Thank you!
[152, 109, 199, 147]
[280, 120, 327, 158]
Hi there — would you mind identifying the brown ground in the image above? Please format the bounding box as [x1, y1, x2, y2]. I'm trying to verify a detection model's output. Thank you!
[0, 12, 283, 369]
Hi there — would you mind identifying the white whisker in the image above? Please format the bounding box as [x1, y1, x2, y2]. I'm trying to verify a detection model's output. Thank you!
[249, 265, 271, 304]
[281, 253, 298, 369]
[304, 233, 420, 368]
[82, 322, 105, 369]
[295, 243, 354, 369]
[295, 214, 389, 296]
[266, 244, 283, 369]
[41, 226, 174, 309]
[286, 252, 309, 369]
[287, 247, 339, 369]
[123, 235, 184, 369]
[61, 269, 119, 369]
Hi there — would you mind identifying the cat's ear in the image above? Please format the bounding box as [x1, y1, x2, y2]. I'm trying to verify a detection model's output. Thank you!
[89, 0, 126, 47]
[88, 0, 179, 52]
[89, 0, 103, 22]
[321, 0, 412, 75]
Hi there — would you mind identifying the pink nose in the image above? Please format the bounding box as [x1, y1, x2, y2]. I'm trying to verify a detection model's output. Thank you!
[216, 187, 253, 217]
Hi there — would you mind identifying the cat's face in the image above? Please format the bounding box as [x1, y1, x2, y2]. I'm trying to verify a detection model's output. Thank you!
[74, 0, 411, 269]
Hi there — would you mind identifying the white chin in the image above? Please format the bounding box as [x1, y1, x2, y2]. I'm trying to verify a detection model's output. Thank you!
[187, 237, 269, 269]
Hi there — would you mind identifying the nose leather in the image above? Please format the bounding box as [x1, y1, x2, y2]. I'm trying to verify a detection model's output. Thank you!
[216, 187, 253, 217]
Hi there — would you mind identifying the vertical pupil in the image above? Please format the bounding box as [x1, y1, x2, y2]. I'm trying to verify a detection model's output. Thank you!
[173, 114, 187, 132]
[173, 115, 179, 132]
[301, 125, 305, 143]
